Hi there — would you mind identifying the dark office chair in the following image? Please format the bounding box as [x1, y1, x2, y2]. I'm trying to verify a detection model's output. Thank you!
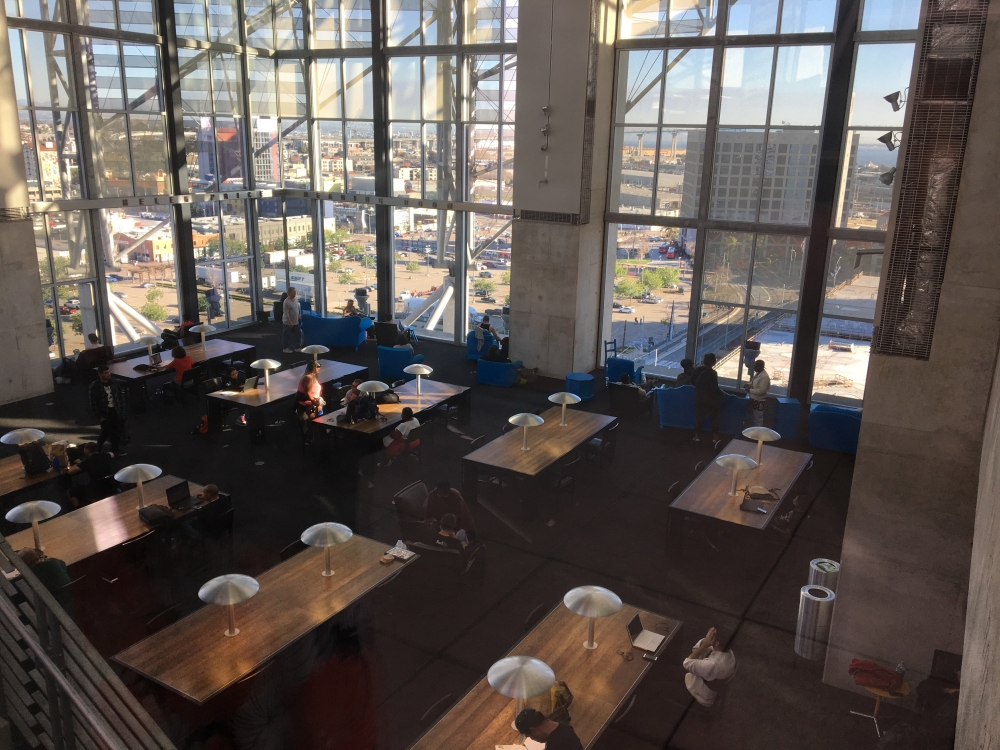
[279, 539, 308, 561]
[164, 366, 203, 405]
[586, 422, 619, 462]
[191, 494, 234, 540]
[393, 481, 428, 522]
[545, 455, 582, 499]
[145, 604, 181, 634]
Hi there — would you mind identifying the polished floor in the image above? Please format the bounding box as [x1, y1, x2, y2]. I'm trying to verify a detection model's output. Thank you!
[0, 324, 950, 749]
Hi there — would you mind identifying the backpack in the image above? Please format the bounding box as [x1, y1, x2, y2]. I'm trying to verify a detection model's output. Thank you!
[547, 680, 574, 723]
[19, 442, 51, 475]
[377, 389, 400, 404]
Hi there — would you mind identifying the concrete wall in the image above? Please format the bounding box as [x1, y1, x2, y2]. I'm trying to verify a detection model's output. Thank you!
[823, 0, 1000, 698]
[509, 0, 616, 376]
[0, 14, 54, 405]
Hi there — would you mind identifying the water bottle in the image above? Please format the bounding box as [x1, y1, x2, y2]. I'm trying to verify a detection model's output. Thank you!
[52, 458, 60, 472]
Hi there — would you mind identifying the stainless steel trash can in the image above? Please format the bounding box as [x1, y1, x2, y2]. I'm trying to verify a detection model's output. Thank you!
[809, 558, 841, 593]
[794, 585, 836, 660]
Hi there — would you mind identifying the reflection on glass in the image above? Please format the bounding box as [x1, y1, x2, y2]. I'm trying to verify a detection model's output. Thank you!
[812, 316, 872, 403]
[662, 48, 713, 125]
[424, 0, 457, 45]
[780, 0, 835, 33]
[823, 240, 883, 319]
[391, 123, 422, 197]
[500, 126, 514, 203]
[727, 0, 779, 35]
[719, 47, 774, 126]
[20, 0, 65, 22]
[178, 49, 211, 114]
[35, 110, 82, 200]
[213, 54, 244, 116]
[277, 60, 306, 117]
[749, 235, 805, 309]
[388, 0, 420, 45]
[217, 117, 246, 187]
[614, 126, 657, 214]
[120, 0, 156, 33]
[88, 40, 125, 110]
[468, 124, 499, 203]
[425, 123, 455, 200]
[849, 44, 915, 128]
[835, 130, 898, 230]
[175, 0, 208, 39]
[671, 0, 717, 36]
[245, 0, 274, 48]
[769, 46, 831, 127]
[423, 56, 456, 121]
[314, 0, 341, 48]
[208, 0, 239, 43]
[389, 57, 421, 120]
[130, 114, 169, 195]
[25, 32, 74, 109]
[709, 129, 765, 221]
[248, 57, 277, 117]
[344, 58, 374, 119]
[470, 55, 500, 124]
[314, 61, 343, 118]
[275, 0, 305, 49]
[657, 129, 704, 218]
[251, 117, 280, 187]
[618, 50, 663, 124]
[82, 0, 117, 27]
[51, 212, 94, 280]
[861, 0, 921, 31]
[282, 120, 310, 189]
[343, 0, 372, 47]
[760, 129, 819, 225]
[620, 0, 666, 38]
[35, 217, 51, 284]
[702, 231, 753, 304]
[318, 121, 345, 190]
[95, 113, 132, 197]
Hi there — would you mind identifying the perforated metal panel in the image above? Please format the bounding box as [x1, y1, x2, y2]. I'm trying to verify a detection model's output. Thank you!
[873, 0, 989, 359]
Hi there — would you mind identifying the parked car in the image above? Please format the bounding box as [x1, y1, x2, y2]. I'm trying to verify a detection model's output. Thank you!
[478, 271, 493, 278]
[113, 291, 127, 298]
[482, 296, 497, 303]
[64, 298, 81, 308]
[619, 306, 635, 314]
[141, 282, 156, 288]
[612, 302, 622, 310]
[475, 289, 488, 297]
[106, 274, 123, 282]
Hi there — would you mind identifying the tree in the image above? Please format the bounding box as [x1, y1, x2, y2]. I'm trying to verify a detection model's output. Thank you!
[338, 272, 355, 285]
[198, 295, 208, 313]
[344, 243, 364, 258]
[325, 228, 349, 245]
[226, 239, 248, 255]
[359, 255, 375, 269]
[139, 287, 167, 322]
[614, 278, 642, 299]
[501, 271, 511, 285]
[614, 262, 628, 279]
[327, 258, 343, 272]
[474, 279, 496, 294]
[206, 237, 220, 256]
[504, 294, 511, 305]
[70, 312, 83, 335]
[405, 261, 420, 272]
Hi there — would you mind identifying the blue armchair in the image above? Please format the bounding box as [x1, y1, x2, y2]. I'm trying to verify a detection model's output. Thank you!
[808, 403, 861, 454]
[773, 397, 801, 440]
[301, 312, 370, 351]
[466, 329, 495, 360]
[477, 358, 521, 387]
[378, 346, 425, 382]
[653, 384, 748, 434]
[605, 357, 643, 385]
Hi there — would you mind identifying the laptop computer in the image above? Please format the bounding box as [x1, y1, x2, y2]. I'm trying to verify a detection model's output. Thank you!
[150, 351, 162, 366]
[166, 481, 195, 510]
[242, 375, 258, 390]
[627, 613, 666, 653]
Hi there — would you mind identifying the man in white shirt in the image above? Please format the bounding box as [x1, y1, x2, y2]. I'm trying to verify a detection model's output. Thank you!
[745, 359, 771, 427]
[383, 407, 420, 450]
[683, 627, 737, 707]
[282, 287, 301, 353]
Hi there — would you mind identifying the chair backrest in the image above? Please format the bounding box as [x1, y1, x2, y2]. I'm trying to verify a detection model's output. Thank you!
[279, 539, 308, 560]
[201, 376, 223, 394]
[194, 494, 234, 537]
[374, 321, 400, 347]
[393, 481, 428, 520]
[391, 379, 406, 389]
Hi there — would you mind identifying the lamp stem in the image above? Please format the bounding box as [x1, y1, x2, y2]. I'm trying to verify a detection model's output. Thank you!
[521, 425, 529, 451]
[31, 521, 41, 551]
[137, 481, 145, 509]
[560, 403, 568, 426]
[416, 374, 422, 395]
[201, 332, 207, 350]
[323, 546, 334, 576]
[730, 470, 738, 496]
[514, 697, 524, 737]
[584, 616, 598, 649]
[756, 440, 764, 466]
[147, 344, 154, 359]
[225, 603, 239, 637]
[313, 353, 319, 363]
[264, 369, 270, 390]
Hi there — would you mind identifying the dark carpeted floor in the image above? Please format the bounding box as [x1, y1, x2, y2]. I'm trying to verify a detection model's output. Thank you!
[0, 323, 923, 749]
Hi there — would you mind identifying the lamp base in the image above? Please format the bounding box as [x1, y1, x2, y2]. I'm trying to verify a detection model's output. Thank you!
[322, 570, 335, 577]
[583, 640, 599, 650]
[224, 628, 240, 637]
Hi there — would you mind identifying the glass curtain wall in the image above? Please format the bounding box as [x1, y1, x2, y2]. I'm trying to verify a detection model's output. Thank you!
[607, 0, 920, 403]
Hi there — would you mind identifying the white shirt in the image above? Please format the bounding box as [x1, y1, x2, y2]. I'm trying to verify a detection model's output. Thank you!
[85, 339, 99, 350]
[103, 384, 115, 408]
[683, 639, 736, 707]
[748, 369, 771, 400]
[383, 417, 420, 447]
[283, 296, 301, 326]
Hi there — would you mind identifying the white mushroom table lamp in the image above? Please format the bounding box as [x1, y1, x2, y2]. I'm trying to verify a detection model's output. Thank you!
[715, 454, 759, 497]
[548, 392, 582, 427]
[509, 413, 544, 451]
[189, 324, 216, 350]
[358, 380, 389, 397]
[114, 464, 162, 509]
[1, 429, 45, 446]
[198, 574, 259, 637]
[403, 363, 433, 395]
[251, 359, 281, 391]
[741, 426, 781, 467]
[564, 585, 623, 650]
[487, 656, 555, 736]
[136, 335, 162, 360]
[5, 501, 61, 551]
[301, 344, 329, 363]
[300, 522, 353, 576]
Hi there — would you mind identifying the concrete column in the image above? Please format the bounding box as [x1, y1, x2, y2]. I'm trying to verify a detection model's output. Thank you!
[0, 15, 55, 405]
[822, 0, 1000, 704]
[508, 0, 617, 377]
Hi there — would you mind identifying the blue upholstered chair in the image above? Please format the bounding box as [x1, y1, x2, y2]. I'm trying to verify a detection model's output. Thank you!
[773, 397, 801, 440]
[605, 357, 644, 385]
[477, 358, 521, 387]
[466, 329, 495, 360]
[301, 313, 370, 351]
[808, 403, 862, 454]
[378, 346, 425, 382]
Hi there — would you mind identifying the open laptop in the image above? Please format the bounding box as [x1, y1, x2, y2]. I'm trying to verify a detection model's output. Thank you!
[627, 612, 666, 653]
[149, 352, 162, 366]
[166, 480, 195, 510]
[242, 375, 258, 391]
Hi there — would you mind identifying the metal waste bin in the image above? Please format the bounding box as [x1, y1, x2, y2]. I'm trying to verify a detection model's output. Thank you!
[809, 558, 841, 593]
[794, 585, 836, 660]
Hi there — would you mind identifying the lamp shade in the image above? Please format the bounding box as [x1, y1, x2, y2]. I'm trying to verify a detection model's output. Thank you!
[301, 345, 329, 357]
[715, 453, 759, 497]
[487, 656, 555, 700]
[189, 324, 216, 334]
[742, 426, 780, 443]
[5, 500, 61, 525]
[548, 392, 582, 406]
[358, 380, 389, 394]
[114, 464, 162, 484]
[301, 522, 353, 547]
[1, 429, 44, 446]
[250, 359, 281, 371]
[563, 585, 623, 618]
[509, 413, 544, 429]
[198, 574, 260, 606]
[136, 335, 162, 347]
[403, 364, 433, 377]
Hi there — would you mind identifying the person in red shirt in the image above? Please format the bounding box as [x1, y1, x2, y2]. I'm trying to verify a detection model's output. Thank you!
[424, 480, 476, 541]
[162, 345, 195, 402]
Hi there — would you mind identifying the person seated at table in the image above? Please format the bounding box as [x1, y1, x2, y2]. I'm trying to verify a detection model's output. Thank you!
[197, 484, 220, 503]
[514, 708, 584, 750]
[66, 442, 117, 506]
[343, 299, 361, 317]
[162, 345, 195, 402]
[682, 626, 737, 708]
[14, 548, 71, 592]
[435, 513, 468, 550]
[393, 333, 415, 355]
[221, 366, 245, 390]
[382, 407, 420, 459]
[424, 480, 476, 541]
[295, 361, 326, 434]
[345, 379, 363, 405]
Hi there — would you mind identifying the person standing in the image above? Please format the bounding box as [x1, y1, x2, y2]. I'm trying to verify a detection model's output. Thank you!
[676, 358, 695, 386]
[691, 353, 724, 443]
[745, 359, 770, 427]
[283, 286, 301, 353]
[89, 366, 127, 456]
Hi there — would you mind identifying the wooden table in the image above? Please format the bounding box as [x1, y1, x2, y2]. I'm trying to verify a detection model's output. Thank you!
[113, 534, 417, 704]
[110, 339, 256, 412]
[410, 603, 680, 749]
[462, 406, 616, 502]
[0, 455, 64, 502]
[6, 475, 207, 566]
[207, 360, 367, 439]
[313, 379, 471, 443]
[670, 438, 812, 529]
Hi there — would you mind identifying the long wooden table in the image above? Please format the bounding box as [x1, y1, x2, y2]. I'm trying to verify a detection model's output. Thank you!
[462, 406, 616, 502]
[113, 534, 417, 704]
[6, 475, 207, 566]
[670, 438, 812, 530]
[207, 360, 368, 438]
[410, 603, 681, 749]
[110, 339, 257, 412]
[313, 379, 471, 443]
[0, 455, 63, 502]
